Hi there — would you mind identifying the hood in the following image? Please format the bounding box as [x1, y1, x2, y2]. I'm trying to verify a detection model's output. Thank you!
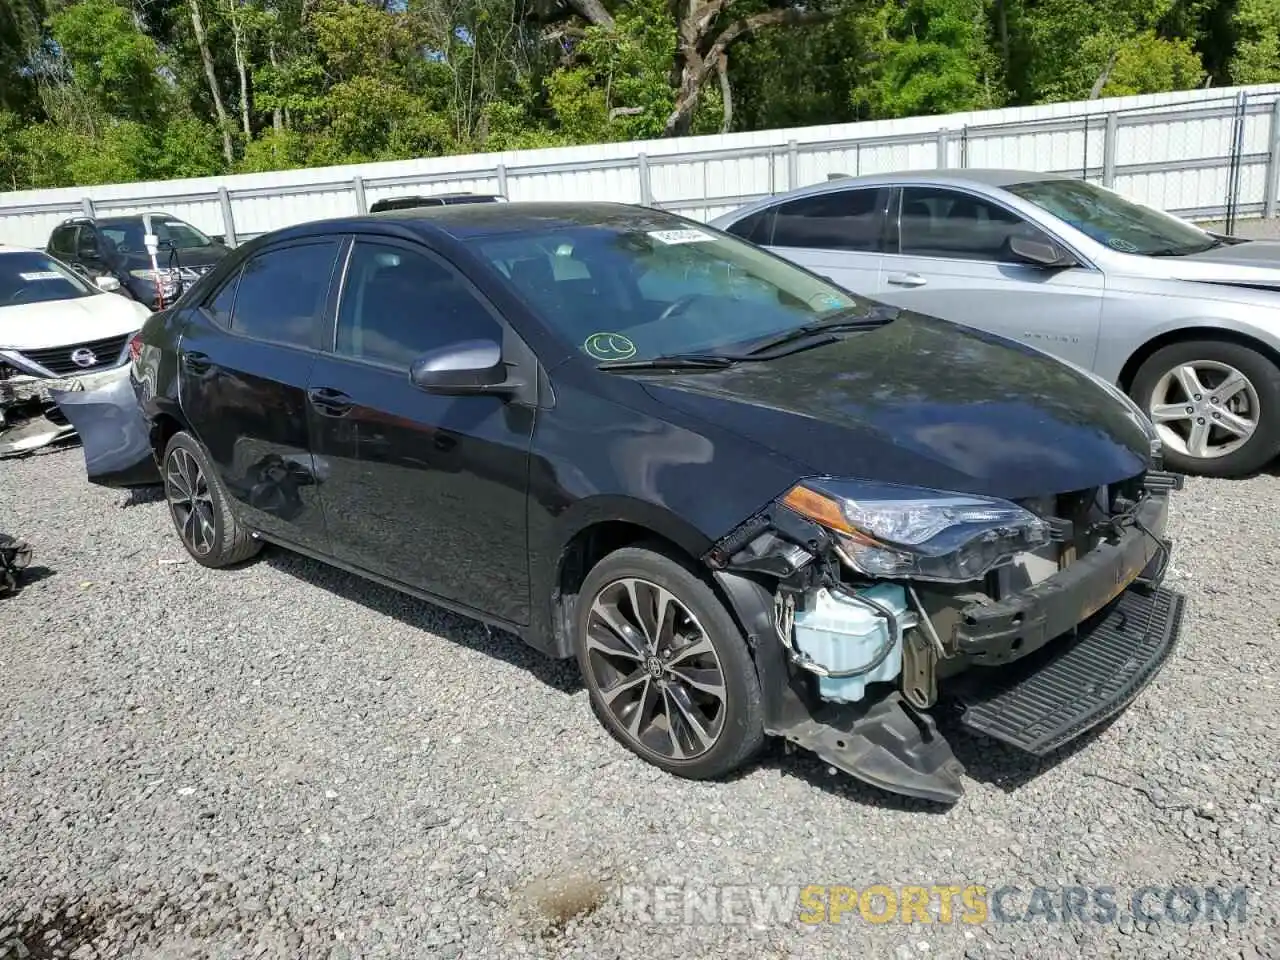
[0, 293, 150, 350]
[640, 312, 1150, 501]
[119, 244, 230, 278]
[1183, 239, 1280, 269]
[1140, 240, 1280, 291]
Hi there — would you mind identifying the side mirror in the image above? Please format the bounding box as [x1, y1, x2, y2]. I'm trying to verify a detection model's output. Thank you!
[409, 338, 516, 396]
[95, 275, 121, 292]
[1008, 236, 1073, 268]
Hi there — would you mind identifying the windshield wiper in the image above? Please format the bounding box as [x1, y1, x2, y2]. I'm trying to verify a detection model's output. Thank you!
[597, 353, 739, 371]
[1147, 239, 1226, 257]
[739, 307, 898, 356]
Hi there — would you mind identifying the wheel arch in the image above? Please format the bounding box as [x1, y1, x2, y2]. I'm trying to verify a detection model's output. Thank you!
[539, 497, 720, 660]
[1118, 324, 1280, 394]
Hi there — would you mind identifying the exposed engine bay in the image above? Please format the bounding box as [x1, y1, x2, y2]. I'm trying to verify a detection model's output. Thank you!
[704, 468, 1186, 803]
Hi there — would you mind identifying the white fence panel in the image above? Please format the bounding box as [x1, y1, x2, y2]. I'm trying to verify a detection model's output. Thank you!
[3, 83, 1280, 248]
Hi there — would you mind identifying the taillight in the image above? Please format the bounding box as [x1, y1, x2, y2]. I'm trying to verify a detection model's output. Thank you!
[128, 332, 145, 364]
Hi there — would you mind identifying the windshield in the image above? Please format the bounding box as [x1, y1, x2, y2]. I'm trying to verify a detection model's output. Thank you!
[0, 252, 97, 306]
[469, 218, 866, 362]
[1005, 178, 1218, 257]
[99, 217, 216, 254]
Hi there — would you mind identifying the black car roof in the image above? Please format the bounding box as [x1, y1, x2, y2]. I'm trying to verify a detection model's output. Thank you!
[266, 202, 684, 244]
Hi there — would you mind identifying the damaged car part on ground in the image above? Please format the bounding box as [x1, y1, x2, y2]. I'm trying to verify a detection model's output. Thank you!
[59, 202, 1188, 805]
[0, 533, 33, 597]
[1, 245, 152, 457]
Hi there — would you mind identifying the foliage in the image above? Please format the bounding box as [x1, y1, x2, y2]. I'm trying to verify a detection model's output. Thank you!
[0, 0, 1275, 192]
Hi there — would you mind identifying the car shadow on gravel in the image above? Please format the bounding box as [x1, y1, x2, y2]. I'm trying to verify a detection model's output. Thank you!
[938, 706, 1121, 793]
[118, 484, 166, 508]
[262, 549, 582, 694]
[750, 709, 1121, 810]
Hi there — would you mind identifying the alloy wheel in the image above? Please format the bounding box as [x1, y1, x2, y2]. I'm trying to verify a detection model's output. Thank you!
[1147, 360, 1260, 461]
[583, 577, 727, 760]
[165, 447, 216, 556]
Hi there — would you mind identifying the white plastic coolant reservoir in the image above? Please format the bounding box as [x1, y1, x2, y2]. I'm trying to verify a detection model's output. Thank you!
[792, 584, 914, 704]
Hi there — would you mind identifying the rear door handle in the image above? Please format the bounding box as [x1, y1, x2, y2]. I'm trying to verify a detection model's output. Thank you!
[886, 272, 928, 288]
[182, 351, 213, 374]
[307, 387, 354, 417]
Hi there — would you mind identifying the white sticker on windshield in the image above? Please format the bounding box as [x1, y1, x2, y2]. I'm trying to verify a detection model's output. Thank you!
[18, 271, 61, 281]
[647, 229, 713, 245]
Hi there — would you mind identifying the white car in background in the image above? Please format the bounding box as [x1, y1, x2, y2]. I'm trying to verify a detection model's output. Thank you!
[0, 245, 151, 456]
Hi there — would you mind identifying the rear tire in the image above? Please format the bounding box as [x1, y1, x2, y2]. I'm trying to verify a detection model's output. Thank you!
[1130, 339, 1280, 477]
[162, 431, 262, 568]
[573, 544, 765, 780]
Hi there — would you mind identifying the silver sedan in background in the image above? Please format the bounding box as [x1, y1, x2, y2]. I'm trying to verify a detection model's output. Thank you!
[710, 170, 1280, 477]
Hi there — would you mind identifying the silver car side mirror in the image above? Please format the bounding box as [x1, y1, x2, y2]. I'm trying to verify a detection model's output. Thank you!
[95, 275, 122, 292]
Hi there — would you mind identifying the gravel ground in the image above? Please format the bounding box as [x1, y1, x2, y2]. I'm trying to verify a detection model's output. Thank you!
[1, 445, 1278, 960]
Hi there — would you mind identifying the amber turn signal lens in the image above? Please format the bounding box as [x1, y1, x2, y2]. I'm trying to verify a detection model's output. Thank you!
[780, 484, 854, 535]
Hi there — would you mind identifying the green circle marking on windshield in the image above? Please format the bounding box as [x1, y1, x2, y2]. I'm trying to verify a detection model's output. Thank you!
[1107, 237, 1139, 253]
[811, 292, 852, 310]
[583, 332, 637, 361]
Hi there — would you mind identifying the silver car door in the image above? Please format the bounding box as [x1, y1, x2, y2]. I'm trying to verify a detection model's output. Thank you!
[875, 185, 1105, 370]
[752, 186, 892, 298]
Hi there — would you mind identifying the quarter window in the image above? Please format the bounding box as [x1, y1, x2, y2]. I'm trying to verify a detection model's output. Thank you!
[898, 187, 1049, 262]
[335, 242, 501, 368]
[230, 241, 339, 348]
[206, 268, 240, 327]
[725, 209, 776, 246]
[770, 189, 888, 252]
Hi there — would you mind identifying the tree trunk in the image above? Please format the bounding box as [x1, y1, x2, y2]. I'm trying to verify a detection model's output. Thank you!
[996, 0, 1009, 75]
[228, 0, 252, 137]
[565, 0, 614, 28]
[268, 43, 284, 134]
[1089, 49, 1119, 99]
[188, 0, 235, 163]
[716, 51, 731, 133]
[663, 7, 827, 137]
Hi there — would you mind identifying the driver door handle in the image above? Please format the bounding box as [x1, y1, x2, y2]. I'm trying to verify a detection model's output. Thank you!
[182, 351, 213, 374]
[886, 272, 928, 288]
[308, 387, 354, 417]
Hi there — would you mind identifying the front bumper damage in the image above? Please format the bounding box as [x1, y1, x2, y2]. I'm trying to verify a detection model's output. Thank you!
[0, 361, 132, 458]
[706, 473, 1186, 805]
[48, 374, 161, 487]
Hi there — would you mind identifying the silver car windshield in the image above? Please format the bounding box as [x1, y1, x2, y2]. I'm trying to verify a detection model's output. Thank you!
[472, 220, 868, 362]
[1005, 178, 1221, 257]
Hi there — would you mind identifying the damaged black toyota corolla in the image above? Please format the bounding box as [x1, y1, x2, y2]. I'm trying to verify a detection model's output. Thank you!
[62, 203, 1186, 804]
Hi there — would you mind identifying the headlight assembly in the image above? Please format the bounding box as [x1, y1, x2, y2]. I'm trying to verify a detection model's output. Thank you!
[780, 480, 1050, 582]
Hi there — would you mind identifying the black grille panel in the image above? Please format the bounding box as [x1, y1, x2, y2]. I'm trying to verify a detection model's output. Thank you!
[18, 334, 130, 376]
[957, 586, 1184, 755]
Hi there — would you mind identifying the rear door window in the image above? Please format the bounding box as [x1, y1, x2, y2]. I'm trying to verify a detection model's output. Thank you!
[230, 241, 340, 349]
[770, 188, 889, 251]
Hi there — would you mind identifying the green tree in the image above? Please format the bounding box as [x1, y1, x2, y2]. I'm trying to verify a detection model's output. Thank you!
[1230, 0, 1280, 83]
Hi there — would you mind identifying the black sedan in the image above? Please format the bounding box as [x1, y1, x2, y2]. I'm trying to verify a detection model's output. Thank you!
[60, 202, 1186, 804]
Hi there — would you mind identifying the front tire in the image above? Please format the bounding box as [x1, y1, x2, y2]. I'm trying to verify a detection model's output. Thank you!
[573, 544, 765, 780]
[162, 431, 262, 568]
[1130, 339, 1280, 477]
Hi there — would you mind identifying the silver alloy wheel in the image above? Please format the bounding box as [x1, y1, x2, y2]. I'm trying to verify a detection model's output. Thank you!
[1147, 360, 1260, 461]
[583, 577, 727, 760]
[165, 447, 216, 556]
